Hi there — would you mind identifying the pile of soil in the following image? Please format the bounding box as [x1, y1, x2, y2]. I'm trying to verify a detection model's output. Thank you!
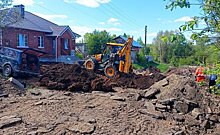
[110, 73, 165, 89]
[39, 63, 112, 92]
[166, 67, 196, 77]
[39, 63, 165, 91]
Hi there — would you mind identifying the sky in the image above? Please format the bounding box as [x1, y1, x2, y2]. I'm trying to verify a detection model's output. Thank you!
[12, 0, 202, 43]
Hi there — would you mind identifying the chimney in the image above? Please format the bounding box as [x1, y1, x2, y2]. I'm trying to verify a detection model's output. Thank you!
[13, 5, 25, 19]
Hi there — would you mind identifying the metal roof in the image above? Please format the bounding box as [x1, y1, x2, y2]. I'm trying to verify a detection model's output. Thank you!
[113, 35, 143, 48]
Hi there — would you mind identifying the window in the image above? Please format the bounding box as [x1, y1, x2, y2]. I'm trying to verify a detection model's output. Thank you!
[38, 36, 44, 48]
[17, 34, 28, 47]
[64, 39, 69, 49]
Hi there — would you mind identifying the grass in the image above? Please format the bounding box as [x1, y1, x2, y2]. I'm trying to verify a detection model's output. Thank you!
[133, 61, 169, 73]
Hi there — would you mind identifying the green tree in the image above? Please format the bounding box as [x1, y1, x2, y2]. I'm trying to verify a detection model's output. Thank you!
[151, 30, 194, 66]
[165, 0, 220, 48]
[84, 30, 112, 55]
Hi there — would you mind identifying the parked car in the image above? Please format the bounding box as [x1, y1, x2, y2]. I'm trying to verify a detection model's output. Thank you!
[0, 47, 46, 77]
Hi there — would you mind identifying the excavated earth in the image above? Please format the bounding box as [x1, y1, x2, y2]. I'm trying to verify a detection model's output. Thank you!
[39, 63, 165, 91]
[0, 66, 219, 135]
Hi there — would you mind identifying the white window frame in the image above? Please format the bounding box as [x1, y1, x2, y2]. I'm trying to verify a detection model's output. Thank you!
[17, 34, 28, 48]
[64, 39, 69, 50]
[38, 36, 44, 48]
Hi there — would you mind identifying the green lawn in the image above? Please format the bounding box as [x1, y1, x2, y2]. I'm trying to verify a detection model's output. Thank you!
[133, 61, 169, 73]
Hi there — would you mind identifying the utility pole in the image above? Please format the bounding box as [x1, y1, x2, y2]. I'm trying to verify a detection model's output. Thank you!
[145, 25, 147, 47]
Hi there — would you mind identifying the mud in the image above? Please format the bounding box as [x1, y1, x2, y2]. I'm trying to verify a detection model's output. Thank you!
[39, 63, 165, 91]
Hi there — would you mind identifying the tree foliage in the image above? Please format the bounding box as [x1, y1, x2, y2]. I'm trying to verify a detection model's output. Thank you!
[84, 30, 113, 55]
[150, 30, 195, 66]
[165, 0, 220, 47]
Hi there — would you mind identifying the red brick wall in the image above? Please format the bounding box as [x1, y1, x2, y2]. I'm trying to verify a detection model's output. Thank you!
[59, 29, 74, 55]
[2, 27, 76, 57]
[2, 28, 53, 55]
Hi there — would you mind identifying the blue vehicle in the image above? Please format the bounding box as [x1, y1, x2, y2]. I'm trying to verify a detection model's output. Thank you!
[0, 47, 46, 77]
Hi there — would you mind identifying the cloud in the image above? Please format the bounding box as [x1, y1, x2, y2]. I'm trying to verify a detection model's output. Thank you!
[64, 0, 111, 8]
[99, 22, 105, 25]
[107, 18, 120, 26]
[13, 0, 34, 6]
[174, 16, 193, 22]
[34, 13, 68, 21]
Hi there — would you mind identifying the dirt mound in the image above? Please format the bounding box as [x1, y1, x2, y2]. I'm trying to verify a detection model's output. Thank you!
[39, 63, 165, 91]
[166, 67, 196, 77]
[144, 74, 220, 134]
[110, 73, 165, 89]
[39, 63, 112, 92]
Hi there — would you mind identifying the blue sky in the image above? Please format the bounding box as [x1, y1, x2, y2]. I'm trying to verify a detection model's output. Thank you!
[12, 0, 202, 43]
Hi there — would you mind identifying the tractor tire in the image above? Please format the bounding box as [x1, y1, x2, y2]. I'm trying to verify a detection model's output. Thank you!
[3, 64, 13, 77]
[84, 59, 95, 71]
[104, 65, 116, 78]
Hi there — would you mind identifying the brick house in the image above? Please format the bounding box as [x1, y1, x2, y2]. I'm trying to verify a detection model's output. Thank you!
[0, 5, 80, 63]
[113, 35, 143, 61]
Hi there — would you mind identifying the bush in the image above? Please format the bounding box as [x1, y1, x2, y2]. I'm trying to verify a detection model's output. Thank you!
[76, 52, 83, 59]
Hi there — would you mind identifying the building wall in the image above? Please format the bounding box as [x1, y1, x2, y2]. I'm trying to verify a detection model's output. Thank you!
[2, 28, 76, 57]
[59, 29, 74, 56]
[2, 28, 53, 55]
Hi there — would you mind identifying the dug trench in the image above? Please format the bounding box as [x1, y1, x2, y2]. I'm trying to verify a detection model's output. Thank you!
[39, 63, 166, 92]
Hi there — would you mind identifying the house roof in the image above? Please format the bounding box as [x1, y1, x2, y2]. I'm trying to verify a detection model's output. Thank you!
[113, 35, 143, 48]
[2, 6, 80, 38]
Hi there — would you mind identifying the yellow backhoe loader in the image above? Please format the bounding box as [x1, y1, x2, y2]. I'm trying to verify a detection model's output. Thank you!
[84, 37, 133, 78]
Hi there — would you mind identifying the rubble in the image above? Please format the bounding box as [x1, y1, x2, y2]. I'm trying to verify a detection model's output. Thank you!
[0, 66, 219, 135]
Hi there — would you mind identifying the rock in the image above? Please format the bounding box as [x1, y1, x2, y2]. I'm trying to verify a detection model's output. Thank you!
[160, 79, 169, 87]
[191, 108, 203, 119]
[144, 101, 155, 111]
[0, 93, 9, 98]
[155, 103, 167, 110]
[144, 88, 160, 99]
[110, 95, 126, 101]
[29, 89, 41, 96]
[200, 120, 210, 130]
[63, 92, 72, 96]
[27, 131, 38, 135]
[207, 106, 212, 114]
[184, 99, 198, 108]
[209, 115, 219, 123]
[68, 122, 95, 134]
[174, 130, 184, 135]
[134, 93, 141, 101]
[138, 109, 164, 119]
[34, 101, 44, 106]
[55, 116, 69, 124]
[8, 77, 24, 90]
[80, 116, 96, 124]
[0, 115, 22, 129]
[174, 101, 189, 114]
[173, 115, 185, 122]
[159, 98, 177, 105]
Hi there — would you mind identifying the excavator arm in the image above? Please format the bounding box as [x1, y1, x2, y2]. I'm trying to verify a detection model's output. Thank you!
[117, 37, 133, 73]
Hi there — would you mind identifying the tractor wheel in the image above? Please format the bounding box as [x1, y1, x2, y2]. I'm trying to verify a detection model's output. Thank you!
[3, 64, 12, 77]
[84, 59, 95, 70]
[104, 65, 116, 78]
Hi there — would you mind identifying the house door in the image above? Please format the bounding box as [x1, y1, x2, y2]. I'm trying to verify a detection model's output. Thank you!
[52, 39, 56, 55]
